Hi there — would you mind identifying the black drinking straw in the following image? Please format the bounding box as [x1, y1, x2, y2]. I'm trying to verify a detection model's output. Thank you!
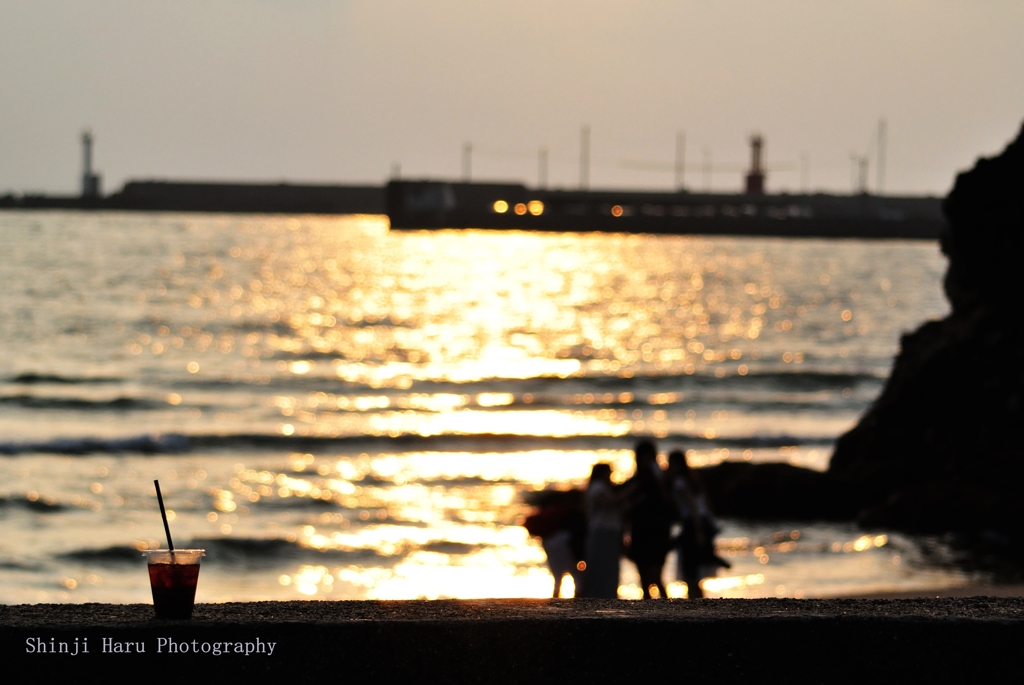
[154, 480, 175, 552]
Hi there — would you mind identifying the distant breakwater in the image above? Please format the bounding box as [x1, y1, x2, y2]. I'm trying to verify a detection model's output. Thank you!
[0, 179, 943, 239]
[0, 181, 385, 216]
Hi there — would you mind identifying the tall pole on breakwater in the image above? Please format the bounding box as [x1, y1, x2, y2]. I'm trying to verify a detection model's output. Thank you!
[462, 142, 472, 182]
[675, 131, 686, 190]
[877, 118, 887, 195]
[80, 130, 101, 198]
[702, 147, 712, 192]
[579, 125, 590, 190]
[745, 134, 766, 195]
[850, 153, 869, 194]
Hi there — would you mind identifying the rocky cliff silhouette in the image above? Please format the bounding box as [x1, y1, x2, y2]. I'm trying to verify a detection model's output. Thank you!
[703, 120, 1024, 544]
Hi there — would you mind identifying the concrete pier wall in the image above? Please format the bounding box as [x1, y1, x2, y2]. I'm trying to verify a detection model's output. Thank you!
[3, 598, 1022, 682]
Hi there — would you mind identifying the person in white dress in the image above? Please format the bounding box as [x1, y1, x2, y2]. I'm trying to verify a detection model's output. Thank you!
[583, 463, 633, 599]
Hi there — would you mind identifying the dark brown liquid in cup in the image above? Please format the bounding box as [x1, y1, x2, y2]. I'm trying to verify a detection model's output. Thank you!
[148, 563, 200, 619]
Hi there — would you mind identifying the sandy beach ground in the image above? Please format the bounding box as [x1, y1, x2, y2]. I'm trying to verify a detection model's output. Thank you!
[841, 583, 1024, 600]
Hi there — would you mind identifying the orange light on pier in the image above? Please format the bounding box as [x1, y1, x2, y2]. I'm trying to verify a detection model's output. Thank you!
[514, 203, 528, 215]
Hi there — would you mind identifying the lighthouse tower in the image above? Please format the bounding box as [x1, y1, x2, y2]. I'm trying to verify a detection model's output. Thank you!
[745, 134, 765, 195]
[81, 130, 102, 198]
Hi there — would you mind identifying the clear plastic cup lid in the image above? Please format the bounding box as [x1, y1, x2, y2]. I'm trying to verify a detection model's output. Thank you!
[142, 549, 205, 564]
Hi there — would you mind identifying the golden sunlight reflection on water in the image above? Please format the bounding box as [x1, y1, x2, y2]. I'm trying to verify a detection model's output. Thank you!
[167, 216, 826, 385]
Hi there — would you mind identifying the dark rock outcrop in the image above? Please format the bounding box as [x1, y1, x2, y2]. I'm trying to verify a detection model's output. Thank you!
[699, 462, 854, 521]
[704, 121, 1024, 540]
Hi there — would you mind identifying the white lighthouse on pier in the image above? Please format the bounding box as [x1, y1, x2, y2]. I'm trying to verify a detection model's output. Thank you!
[745, 134, 766, 195]
[81, 130, 102, 198]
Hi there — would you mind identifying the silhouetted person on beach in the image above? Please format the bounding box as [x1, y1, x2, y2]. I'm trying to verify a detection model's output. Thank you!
[667, 449, 729, 598]
[523, 489, 586, 598]
[624, 439, 673, 599]
[582, 463, 632, 599]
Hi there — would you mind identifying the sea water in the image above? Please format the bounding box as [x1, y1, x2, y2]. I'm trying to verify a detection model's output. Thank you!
[0, 211, 974, 603]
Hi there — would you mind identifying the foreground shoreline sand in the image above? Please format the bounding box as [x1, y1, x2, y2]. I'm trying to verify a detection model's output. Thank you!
[838, 582, 1024, 600]
[5, 597, 1023, 681]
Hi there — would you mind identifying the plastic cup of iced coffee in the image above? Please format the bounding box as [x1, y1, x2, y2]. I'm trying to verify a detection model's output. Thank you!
[142, 549, 205, 619]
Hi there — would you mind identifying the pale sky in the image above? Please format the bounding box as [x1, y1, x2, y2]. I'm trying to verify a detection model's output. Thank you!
[1, 1, 1022, 196]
